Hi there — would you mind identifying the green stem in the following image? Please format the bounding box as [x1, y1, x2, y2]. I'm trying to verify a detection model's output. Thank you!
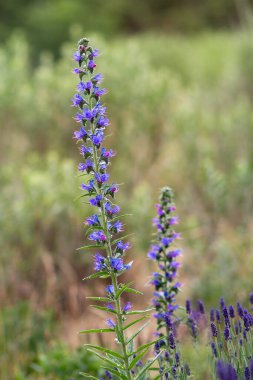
[86, 71, 131, 379]
[92, 140, 131, 379]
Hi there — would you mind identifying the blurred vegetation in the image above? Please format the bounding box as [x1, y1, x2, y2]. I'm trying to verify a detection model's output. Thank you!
[0, 302, 101, 379]
[1, 28, 253, 379]
[0, 0, 251, 57]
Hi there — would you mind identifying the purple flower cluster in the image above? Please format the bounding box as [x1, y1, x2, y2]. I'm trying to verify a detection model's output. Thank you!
[148, 187, 181, 327]
[72, 38, 131, 278]
[148, 187, 190, 378]
[186, 295, 253, 378]
[209, 297, 253, 376]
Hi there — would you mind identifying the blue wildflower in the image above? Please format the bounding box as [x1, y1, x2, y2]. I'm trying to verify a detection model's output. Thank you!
[115, 240, 130, 252]
[73, 51, 82, 61]
[101, 148, 115, 158]
[123, 302, 132, 312]
[88, 60, 96, 70]
[78, 159, 94, 172]
[89, 195, 102, 207]
[80, 145, 93, 157]
[106, 319, 115, 328]
[93, 86, 107, 98]
[89, 230, 107, 243]
[94, 253, 106, 271]
[72, 94, 84, 106]
[74, 112, 86, 123]
[92, 73, 103, 84]
[95, 172, 109, 184]
[110, 257, 124, 271]
[73, 127, 87, 140]
[90, 130, 104, 146]
[106, 285, 114, 295]
[72, 67, 84, 74]
[81, 179, 95, 193]
[111, 221, 123, 233]
[105, 202, 120, 216]
[89, 48, 99, 58]
[96, 116, 110, 128]
[86, 214, 100, 226]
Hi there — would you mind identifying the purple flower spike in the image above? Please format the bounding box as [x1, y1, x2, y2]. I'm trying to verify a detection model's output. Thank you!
[210, 308, 215, 322]
[186, 299, 191, 315]
[210, 322, 218, 337]
[229, 305, 235, 318]
[168, 332, 176, 350]
[216, 361, 237, 380]
[198, 300, 205, 315]
[71, 38, 151, 379]
[224, 326, 230, 341]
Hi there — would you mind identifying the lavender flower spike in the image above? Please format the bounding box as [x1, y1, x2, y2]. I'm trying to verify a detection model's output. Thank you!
[148, 187, 190, 378]
[73, 37, 151, 379]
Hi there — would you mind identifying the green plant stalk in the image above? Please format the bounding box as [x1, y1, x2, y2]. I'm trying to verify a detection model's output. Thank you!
[87, 75, 131, 380]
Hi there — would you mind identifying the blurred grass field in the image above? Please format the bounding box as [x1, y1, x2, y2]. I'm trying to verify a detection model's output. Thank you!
[0, 30, 253, 379]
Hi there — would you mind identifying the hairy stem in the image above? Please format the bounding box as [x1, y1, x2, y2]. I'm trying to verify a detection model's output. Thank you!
[87, 78, 131, 379]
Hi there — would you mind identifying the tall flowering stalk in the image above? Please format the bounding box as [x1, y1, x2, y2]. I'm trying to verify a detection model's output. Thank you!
[148, 187, 190, 379]
[72, 38, 158, 380]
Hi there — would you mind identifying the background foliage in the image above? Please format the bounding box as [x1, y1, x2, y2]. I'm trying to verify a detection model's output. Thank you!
[1, 1, 253, 379]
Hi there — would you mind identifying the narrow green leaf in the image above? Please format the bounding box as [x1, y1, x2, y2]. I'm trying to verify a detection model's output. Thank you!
[83, 271, 109, 280]
[134, 353, 162, 380]
[86, 296, 111, 302]
[123, 316, 147, 331]
[122, 287, 143, 296]
[115, 282, 134, 299]
[77, 244, 106, 251]
[126, 321, 149, 345]
[153, 374, 163, 380]
[111, 234, 134, 246]
[76, 172, 89, 177]
[86, 349, 122, 369]
[80, 328, 114, 333]
[74, 193, 91, 201]
[126, 308, 153, 315]
[91, 305, 116, 314]
[129, 347, 149, 370]
[129, 339, 160, 357]
[79, 373, 99, 379]
[84, 344, 124, 360]
[110, 214, 132, 222]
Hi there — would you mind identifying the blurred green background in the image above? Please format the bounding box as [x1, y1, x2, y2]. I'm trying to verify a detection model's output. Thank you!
[1, 0, 253, 379]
